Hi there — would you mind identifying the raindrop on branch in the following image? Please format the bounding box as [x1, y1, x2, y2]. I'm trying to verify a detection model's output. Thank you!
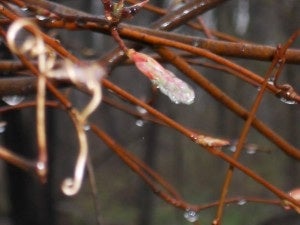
[35, 15, 48, 21]
[267, 77, 275, 85]
[20, 7, 29, 12]
[136, 106, 147, 114]
[135, 120, 144, 127]
[84, 124, 91, 131]
[36, 162, 45, 171]
[199, 1, 206, 7]
[258, 78, 274, 91]
[223, 139, 238, 152]
[237, 199, 247, 206]
[279, 97, 297, 105]
[2, 95, 25, 106]
[183, 210, 199, 223]
[229, 145, 236, 152]
[161, 21, 171, 29]
[246, 144, 257, 155]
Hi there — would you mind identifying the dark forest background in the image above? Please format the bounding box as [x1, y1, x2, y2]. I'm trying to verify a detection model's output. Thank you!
[0, 0, 299, 225]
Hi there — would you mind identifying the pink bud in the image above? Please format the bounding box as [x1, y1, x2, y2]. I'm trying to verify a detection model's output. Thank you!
[289, 188, 300, 201]
[282, 188, 300, 212]
[128, 49, 195, 105]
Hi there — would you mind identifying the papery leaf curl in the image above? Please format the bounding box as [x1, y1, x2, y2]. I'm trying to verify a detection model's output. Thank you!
[47, 61, 105, 87]
[128, 49, 195, 105]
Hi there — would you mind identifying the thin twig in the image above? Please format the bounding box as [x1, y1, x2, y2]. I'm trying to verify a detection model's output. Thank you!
[155, 47, 300, 159]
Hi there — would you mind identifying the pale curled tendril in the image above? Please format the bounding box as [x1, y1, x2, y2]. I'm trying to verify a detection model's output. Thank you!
[61, 113, 88, 196]
[7, 19, 52, 179]
[49, 60, 104, 121]
[7, 19, 105, 195]
[50, 61, 104, 196]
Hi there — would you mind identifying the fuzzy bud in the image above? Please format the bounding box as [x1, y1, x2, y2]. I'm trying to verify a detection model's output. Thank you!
[128, 49, 195, 105]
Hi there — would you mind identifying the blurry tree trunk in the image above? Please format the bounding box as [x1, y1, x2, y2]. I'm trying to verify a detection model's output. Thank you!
[260, 212, 300, 225]
[136, 123, 158, 225]
[215, 1, 239, 138]
[284, 69, 300, 188]
[3, 110, 55, 225]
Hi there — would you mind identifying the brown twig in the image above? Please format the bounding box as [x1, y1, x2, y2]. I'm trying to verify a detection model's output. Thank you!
[0, 0, 299, 223]
[155, 47, 300, 159]
[214, 41, 291, 225]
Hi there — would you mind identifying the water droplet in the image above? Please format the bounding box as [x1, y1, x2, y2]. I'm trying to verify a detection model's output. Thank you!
[192, 40, 199, 47]
[84, 124, 91, 131]
[279, 97, 297, 105]
[136, 106, 147, 114]
[161, 21, 171, 29]
[36, 162, 45, 171]
[0, 121, 7, 133]
[2, 95, 25, 106]
[267, 77, 275, 85]
[182, 9, 190, 15]
[237, 199, 247, 205]
[228, 144, 236, 152]
[199, 2, 206, 7]
[246, 144, 257, 155]
[135, 120, 144, 127]
[36, 15, 48, 21]
[183, 210, 199, 223]
[21, 7, 29, 12]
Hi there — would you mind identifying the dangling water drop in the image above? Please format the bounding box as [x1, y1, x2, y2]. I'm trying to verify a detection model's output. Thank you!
[267, 77, 275, 85]
[36, 162, 46, 171]
[246, 144, 257, 155]
[237, 199, 247, 205]
[20, 7, 29, 12]
[84, 124, 91, 131]
[135, 120, 144, 127]
[136, 106, 147, 114]
[35, 15, 48, 21]
[246, 148, 256, 155]
[279, 97, 297, 105]
[2, 95, 25, 106]
[161, 21, 171, 29]
[0, 121, 7, 133]
[199, 1, 206, 7]
[228, 144, 236, 152]
[183, 210, 199, 223]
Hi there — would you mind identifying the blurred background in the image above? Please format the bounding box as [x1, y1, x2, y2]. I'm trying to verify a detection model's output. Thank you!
[0, 0, 299, 225]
